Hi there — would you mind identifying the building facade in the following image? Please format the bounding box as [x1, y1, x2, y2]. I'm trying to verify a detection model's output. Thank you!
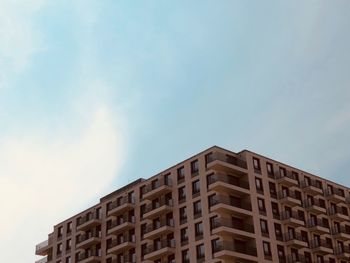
[35, 146, 350, 263]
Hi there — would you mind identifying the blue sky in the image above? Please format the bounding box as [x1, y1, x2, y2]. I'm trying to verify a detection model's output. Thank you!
[1, 1, 350, 262]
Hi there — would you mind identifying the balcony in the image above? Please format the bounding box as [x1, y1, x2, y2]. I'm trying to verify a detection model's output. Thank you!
[107, 196, 135, 216]
[300, 180, 323, 195]
[327, 206, 349, 221]
[77, 214, 101, 231]
[144, 219, 174, 240]
[76, 233, 101, 249]
[275, 171, 298, 187]
[77, 252, 101, 263]
[207, 173, 250, 195]
[310, 239, 333, 255]
[306, 218, 330, 234]
[206, 152, 248, 174]
[35, 239, 52, 256]
[144, 240, 175, 261]
[283, 232, 308, 248]
[107, 237, 135, 255]
[143, 199, 173, 219]
[211, 217, 255, 238]
[209, 195, 252, 216]
[278, 191, 301, 207]
[107, 218, 135, 235]
[213, 241, 258, 262]
[331, 225, 350, 240]
[280, 211, 305, 227]
[324, 188, 346, 203]
[303, 199, 326, 214]
[142, 178, 172, 200]
[335, 246, 350, 259]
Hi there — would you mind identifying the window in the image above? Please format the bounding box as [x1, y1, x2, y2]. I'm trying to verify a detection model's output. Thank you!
[195, 222, 203, 239]
[205, 152, 213, 167]
[192, 180, 200, 196]
[269, 182, 277, 198]
[274, 223, 282, 240]
[277, 245, 285, 260]
[141, 243, 147, 258]
[193, 200, 202, 218]
[271, 202, 279, 218]
[179, 206, 187, 224]
[180, 227, 188, 245]
[182, 249, 189, 263]
[212, 238, 220, 253]
[178, 186, 186, 203]
[177, 166, 185, 182]
[258, 198, 266, 214]
[255, 177, 263, 193]
[263, 241, 271, 257]
[279, 167, 286, 177]
[266, 162, 274, 176]
[260, 219, 269, 236]
[191, 160, 199, 175]
[65, 257, 71, 263]
[57, 243, 62, 256]
[58, 226, 63, 238]
[196, 244, 205, 259]
[67, 222, 72, 234]
[66, 239, 71, 251]
[140, 185, 146, 199]
[253, 157, 261, 171]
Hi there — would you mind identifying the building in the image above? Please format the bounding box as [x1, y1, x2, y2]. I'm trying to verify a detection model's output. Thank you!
[35, 146, 350, 263]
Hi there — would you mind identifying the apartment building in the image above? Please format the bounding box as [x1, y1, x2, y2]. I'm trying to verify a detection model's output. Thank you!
[35, 146, 350, 263]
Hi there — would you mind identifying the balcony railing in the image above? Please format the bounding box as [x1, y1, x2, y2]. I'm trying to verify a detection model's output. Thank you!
[141, 178, 172, 195]
[334, 246, 350, 255]
[283, 232, 307, 243]
[145, 219, 174, 234]
[209, 195, 252, 211]
[206, 152, 247, 170]
[35, 257, 48, 263]
[280, 211, 304, 222]
[211, 217, 255, 233]
[107, 234, 135, 249]
[300, 179, 323, 191]
[107, 216, 135, 230]
[144, 198, 173, 213]
[207, 173, 250, 190]
[303, 198, 326, 209]
[277, 190, 300, 201]
[310, 239, 333, 250]
[327, 206, 348, 217]
[107, 196, 135, 211]
[306, 218, 329, 229]
[275, 170, 298, 182]
[77, 213, 100, 226]
[331, 225, 350, 235]
[213, 241, 257, 257]
[36, 240, 49, 252]
[76, 231, 101, 244]
[324, 188, 345, 198]
[145, 239, 175, 254]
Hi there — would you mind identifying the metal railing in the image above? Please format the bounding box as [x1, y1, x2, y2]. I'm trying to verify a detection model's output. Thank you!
[77, 231, 101, 244]
[310, 239, 333, 250]
[306, 218, 329, 229]
[303, 198, 326, 209]
[107, 196, 135, 211]
[213, 241, 257, 257]
[211, 217, 255, 233]
[280, 210, 304, 222]
[144, 198, 173, 213]
[331, 225, 350, 235]
[207, 173, 250, 190]
[107, 234, 135, 249]
[300, 179, 323, 190]
[277, 190, 300, 200]
[145, 219, 174, 233]
[327, 206, 348, 216]
[145, 239, 175, 254]
[209, 195, 252, 211]
[107, 216, 135, 230]
[324, 188, 345, 198]
[77, 213, 100, 226]
[283, 232, 307, 243]
[206, 152, 247, 170]
[142, 177, 172, 194]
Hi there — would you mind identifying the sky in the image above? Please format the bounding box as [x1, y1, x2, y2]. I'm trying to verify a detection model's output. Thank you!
[0, 1, 350, 262]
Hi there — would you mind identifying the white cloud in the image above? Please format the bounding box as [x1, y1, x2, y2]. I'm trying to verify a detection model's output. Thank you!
[0, 106, 124, 263]
[0, 0, 45, 88]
